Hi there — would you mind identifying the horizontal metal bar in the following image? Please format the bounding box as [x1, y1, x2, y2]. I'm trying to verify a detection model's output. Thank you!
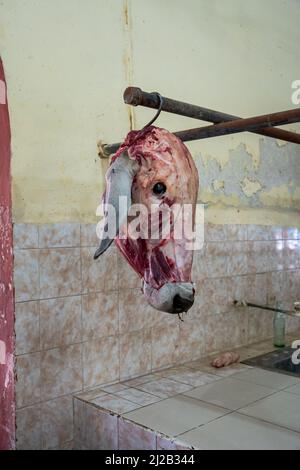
[100, 107, 300, 157]
[124, 87, 300, 145]
[174, 108, 300, 142]
[234, 300, 300, 317]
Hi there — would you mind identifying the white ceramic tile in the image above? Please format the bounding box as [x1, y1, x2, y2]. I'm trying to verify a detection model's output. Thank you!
[167, 370, 222, 387]
[180, 412, 300, 450]
[90, 394, 141, 414]
[135, 378, 193, 398]
[232, 368, 300, 390]
[14, 224, 39, 249]
[15, 301, 40, 355]
[16, 405, 41, 449]
[73, 399, 118, 450]
[124, 395, 229, 437]
[75, 389, 107, 402]
[239, 391, 300, 432]
[100, 383, 128, 394]
[208, 364, 253, 378]
[119, 418, 157, 450]
[284, 382, 300, 396]
[115, 388, 161, 406]
[184, 377, 275, 410]
[40, 395, 73, 449]
[156, 435, 192, 450]
[39, 223, 80, 248]
[121, 373, 161, 387]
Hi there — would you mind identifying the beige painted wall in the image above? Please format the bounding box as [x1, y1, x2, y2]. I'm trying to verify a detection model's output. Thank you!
[0, 0, 299, 225]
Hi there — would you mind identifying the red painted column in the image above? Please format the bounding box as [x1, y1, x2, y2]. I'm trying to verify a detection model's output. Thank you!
[0, 57, 15, 450]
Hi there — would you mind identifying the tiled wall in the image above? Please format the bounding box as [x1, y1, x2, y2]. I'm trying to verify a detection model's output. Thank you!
[13, 223, 300, 449]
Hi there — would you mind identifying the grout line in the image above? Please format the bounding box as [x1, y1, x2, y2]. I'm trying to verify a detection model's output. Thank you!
[79, 224, 84, 393]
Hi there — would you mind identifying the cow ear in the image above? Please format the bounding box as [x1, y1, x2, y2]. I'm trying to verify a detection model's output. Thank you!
[94, 152, 139, 259]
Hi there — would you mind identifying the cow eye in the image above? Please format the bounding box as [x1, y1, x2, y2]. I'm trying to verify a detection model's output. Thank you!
[152, 182, 166, 196]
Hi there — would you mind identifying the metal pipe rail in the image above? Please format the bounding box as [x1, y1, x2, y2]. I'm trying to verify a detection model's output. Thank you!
[99, 87, 300, 157]
[234, 300, 300, 318]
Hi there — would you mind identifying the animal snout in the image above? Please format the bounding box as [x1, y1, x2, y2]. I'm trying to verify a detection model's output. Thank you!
[143, 281, 195, 314]
[172, 294, 194, 313]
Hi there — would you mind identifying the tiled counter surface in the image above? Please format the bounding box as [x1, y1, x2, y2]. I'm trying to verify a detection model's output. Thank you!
[74, 334, 300, 450]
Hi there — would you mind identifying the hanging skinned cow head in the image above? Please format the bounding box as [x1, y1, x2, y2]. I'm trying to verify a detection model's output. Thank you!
[95, 127, 199, 314]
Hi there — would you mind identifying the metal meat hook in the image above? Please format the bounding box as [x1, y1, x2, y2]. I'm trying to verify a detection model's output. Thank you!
[142, 92, 163, 128]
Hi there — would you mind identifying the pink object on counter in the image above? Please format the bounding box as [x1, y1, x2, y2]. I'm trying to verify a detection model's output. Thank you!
[211, 352, 240, 368]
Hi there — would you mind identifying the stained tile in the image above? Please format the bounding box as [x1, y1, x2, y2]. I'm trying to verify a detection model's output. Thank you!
[118, 253, 141, 289]
[148, 307, 179, 330]
[15, 301, 40, 355]
[284, 382, 300, 396]
[266, 241, 284, 271]
[90, 394, 140, 414]
[167, 370, 221, 387]
[205, 242, 229, 278]
[39, 248, 81, 298]
[184, 377, 275, 410]
[81, 247, 117, 293]
[247, 225, 270, 241]
[39, 223, 80, 248]
[206, 363, 252, 378]
[205, 310, 247, 354]
[232, 368, 300, 390]
[74, 398, 118, 450]
[124, 395, 229, 436]
[14, 224, 38, 249]
[15, 352, 41, 408]
[191, 245, 207, 281]
[245, 273, 267, 305]
[101, 383, 128, 393]
[14, 249, 39, 301]
[151, 325, 180, 370]
[41, 344, 82, 400]
[228, 242, 248, 276]
[156, 435, 192, 450]
[41, 395, 73, 449]
[16, 405, 41, 450]
[115, 388, 161, 406]
[83, 336, 119, 388]
[266, 271, 287, 304]
[205, 224, 227, 242]
[119, 418, 156, 450]
[82, 291, 118, 340]
[286, 270, 300, 300]
[135, 378, 193, 398]
[239, 391, 300, 432]
[122, 373, 162, 387]
[248, 241, 267, 273]
[248, 309, 273, 343]
[119, 288, 153, 333]
[75, 388, 107, 402]
[80, 223, 99, 247]
[226, 225, 247, 241]
[40, 296, 82, 349]
[180, 412, 300, 450]
[176, 318, 206, 363]
[120, 329, 152, 380]
[159, 365, 193, 378]
[202, 277, 229, 315]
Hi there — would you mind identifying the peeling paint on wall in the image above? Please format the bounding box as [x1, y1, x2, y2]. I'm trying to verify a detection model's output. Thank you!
[194, 138, 300, 224]
[240, 177, 262, 198]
